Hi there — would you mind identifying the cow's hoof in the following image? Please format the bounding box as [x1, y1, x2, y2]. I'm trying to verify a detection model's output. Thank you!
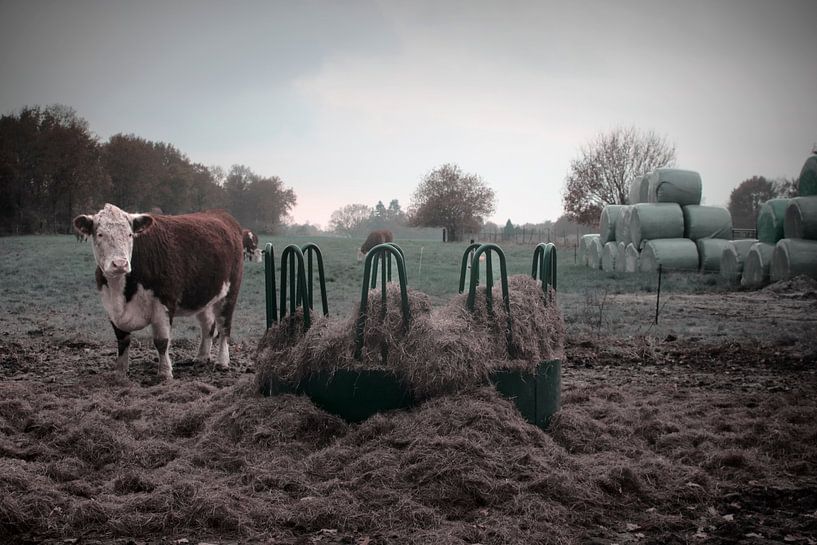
[214, 362, 229, 371]
[158, 369, 174, 381]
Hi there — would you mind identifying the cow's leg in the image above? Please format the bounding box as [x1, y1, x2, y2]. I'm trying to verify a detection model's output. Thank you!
[151, 310, 173, 380]
[214, 300, 235, 370]
[111, 322, 130, 374]
[195, 308, 216, 362]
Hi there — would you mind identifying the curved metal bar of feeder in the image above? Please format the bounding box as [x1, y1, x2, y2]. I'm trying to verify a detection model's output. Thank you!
[279, 245, 311, 330]
[458, 243, 481, 294]
[466, 243, 514, 357]
[301, 243, 329, 316]
[263, 243, 278, 329]
[532, 242, 558, 296]
[369, 242, 405, 289]
[354, 243, 411, 361]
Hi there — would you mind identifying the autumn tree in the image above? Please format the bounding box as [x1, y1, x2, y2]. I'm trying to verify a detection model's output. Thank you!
[223, 164, 295, 232]
[562, 126, 676, 225]
[409, 164, 495, 242]
[727, 176, 794, 229]
[329, 203, 374, 237]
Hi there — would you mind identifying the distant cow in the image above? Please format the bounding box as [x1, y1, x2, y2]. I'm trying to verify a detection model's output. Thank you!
[242, 229, 261, 262]
[73, 203, 244, 380]
[357, 229, 394, 261]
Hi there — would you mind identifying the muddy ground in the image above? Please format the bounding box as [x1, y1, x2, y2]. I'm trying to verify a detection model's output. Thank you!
[1, 282, 816, 545]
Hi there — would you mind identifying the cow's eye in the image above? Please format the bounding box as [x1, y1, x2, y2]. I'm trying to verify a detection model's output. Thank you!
[97, 233, 103, 238]
[128, 233, 133, 238]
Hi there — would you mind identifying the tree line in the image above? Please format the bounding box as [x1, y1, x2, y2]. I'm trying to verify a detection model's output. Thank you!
[0, 104, 295, 235]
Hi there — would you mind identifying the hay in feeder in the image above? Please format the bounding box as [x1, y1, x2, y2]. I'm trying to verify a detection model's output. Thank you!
[756, 198, 789, 244]
[599, 205, 626, 244]
[629, 203, 685, 249]
[719, 239, 758, 284]
[784, 196, 817, 240]
[741, 242, 775, 288]
[799, 155, 817, 197]
[255, 276, 565, 399]
[646, 168, 702, 206]
[770, 238, 817, 282]
[624, 243, 640, 273]
[615, 206, 632, 245]
[682, 205, 732, 240]
[696, 238, 732, 273]
[639, 238, 699, 273]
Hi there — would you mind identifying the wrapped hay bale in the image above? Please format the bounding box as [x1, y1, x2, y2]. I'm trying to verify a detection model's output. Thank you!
[756, 198, 789, 244]
[799, 154, 817, 197]
[784, 196, 817, 240]
[770, 238, 817, 282]
[624, 243, 640, 273]
[599, 205, 626, 244]
[682, 205, 732, 240]
[614, 241, 627, 272]
[639, 238, 699, 273]
[741, 242, 775, 288]
[646, 168, 702, 206]
[578, 234, 600, 266]
[628, 175, 650, 204]
[696, 238, 731, 273]
[601, 241, 618, 272]
[614, 205, 632, 245]
[255, 276, 565, 399]
[629, 203, 685, 248]
[719, 239, 758, 284]
[587, 236, 603, 269]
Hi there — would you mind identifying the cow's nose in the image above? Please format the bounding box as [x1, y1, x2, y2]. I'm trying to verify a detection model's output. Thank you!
[111, 258, 128, 270]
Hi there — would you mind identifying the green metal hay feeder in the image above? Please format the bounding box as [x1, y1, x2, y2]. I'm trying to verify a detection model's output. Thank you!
[260, 241, 561, 429]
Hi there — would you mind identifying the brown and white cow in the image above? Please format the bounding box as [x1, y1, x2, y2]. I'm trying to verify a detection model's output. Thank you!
[73, 203, 244, 380]
[357, 229, 394, 261]
[242, 228, 261, 262]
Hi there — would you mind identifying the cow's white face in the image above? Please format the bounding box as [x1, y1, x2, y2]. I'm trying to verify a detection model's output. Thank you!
[74, 203, 154, 277]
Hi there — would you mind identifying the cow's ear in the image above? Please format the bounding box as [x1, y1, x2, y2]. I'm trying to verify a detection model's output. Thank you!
[73, 215, 94, 236]
[131, 214, 154, 236]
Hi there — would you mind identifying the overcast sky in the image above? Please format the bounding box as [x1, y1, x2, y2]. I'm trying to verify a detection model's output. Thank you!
[1, 0, 815, 227]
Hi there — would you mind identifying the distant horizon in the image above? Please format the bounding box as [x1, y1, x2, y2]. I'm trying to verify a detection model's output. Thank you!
[2, 0, 814, 228]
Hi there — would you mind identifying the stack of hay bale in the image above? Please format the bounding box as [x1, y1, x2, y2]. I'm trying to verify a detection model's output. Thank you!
[587, 168, 738, 275]
[741, 153, 817, 287]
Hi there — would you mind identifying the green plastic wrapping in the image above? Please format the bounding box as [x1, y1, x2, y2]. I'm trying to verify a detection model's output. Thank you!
[628, 176, 650, 204]
[587, 237, 603, 269]
[696, 238, 731, 273]
[578, 234, 600, 267]
[646, 168, 702, 206]
[624, 243, 640, 273]
[639, 238, 699, 273]
[770, 238, 817, 282]
[614, 241, 627, 272]
[719, 239, 758, 284]
[615, 205, 632, 244]
[799, 155, 817, 197]
[683, 205, 733, 240]
[741, 242, 775, 288]
[599, 205, 626, 244]
[629, 203, 685, 249]
[601, 241, 618, 272]
[784, 196, 817, 240]
[756, 198, 789, 244]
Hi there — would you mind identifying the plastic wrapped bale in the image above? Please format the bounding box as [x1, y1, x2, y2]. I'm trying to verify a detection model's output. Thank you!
[799, 154, 817, 197]
[683, 205, 733, 240]
[639, 238, 699, 273]
[696, 238, 732, 273]
[741, 242, 775, 288]
[629, 203, 685, 248]
[599, 205, 626, 244]
[756, 198, 790, 244]
[646, 168, 702, 206]
[770, 238, 817, 282]
[578, 234, 600, 266]
[628, 175, 650, 204]
[587, 236, 603, 269]
[601, 241, 618, 272]
[614, 241, 627, 272]
[784, 196, 817, 240]
[624, 243, 640, 273]
[719, 239, 758, 284]
[615, 205, 632, 245]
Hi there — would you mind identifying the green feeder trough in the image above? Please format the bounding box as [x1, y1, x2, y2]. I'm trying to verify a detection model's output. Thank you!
[259, 241, 562, 429]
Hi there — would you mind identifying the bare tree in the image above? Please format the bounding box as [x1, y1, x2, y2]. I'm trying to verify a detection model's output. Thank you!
[329, 203, 374, 237]
[562, 127, 676, 225]
[409, 163, 495, 242]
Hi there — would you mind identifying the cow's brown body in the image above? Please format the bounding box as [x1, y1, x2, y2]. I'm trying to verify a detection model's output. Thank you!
[75, 204, 243, 379]
[360, 229, 394, 255]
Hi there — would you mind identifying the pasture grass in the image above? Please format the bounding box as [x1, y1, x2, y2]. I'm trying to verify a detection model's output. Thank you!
[1, 234, 735, 346]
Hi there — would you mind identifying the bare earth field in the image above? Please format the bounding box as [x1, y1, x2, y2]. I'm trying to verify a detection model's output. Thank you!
[2, 262, 817, 544]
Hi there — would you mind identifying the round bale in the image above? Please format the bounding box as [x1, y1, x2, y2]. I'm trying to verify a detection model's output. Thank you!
[784, 196, 817, 240]
[799, 155, 817, 197]
[646, 168, 702, 206]
[719, 239, 758, 284]
[640, 238, 699, 273]
[599, 205, 626, 244]
[683, 205, 733, 240]
[601, 241, 618, 272]
[741, 242, 775, 288]
[770, 238, 817, 282]
[697, 238, 732, 273]
[624, 243, 640, 273]
[756, 198, 790, 244]
[629, 203, 685, 249]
